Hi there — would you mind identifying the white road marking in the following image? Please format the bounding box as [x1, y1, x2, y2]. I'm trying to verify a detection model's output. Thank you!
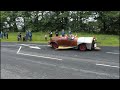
[106, 52, 119, 54]
[36, 45, 50, 46]
[20, 44, 41, 49]
[29, 46, 41, 49]
[79, 69, 119, 78]
[17, 52, 62, 60]
[19, 44, 49, 46]
[1, 44, 49, 47]
[7, 55, 119, 78]
[57, 66, 119, 78]
[0, 45, 18, 46]
[17, 46, 62, 60]
[3, 44, 119, 78]
[96, 63, 120, 68]
[20, 44, 31, 47]
[17, 46, 22, 54]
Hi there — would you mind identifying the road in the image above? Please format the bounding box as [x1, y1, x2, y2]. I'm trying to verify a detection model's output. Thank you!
[1, 42, 119, 79]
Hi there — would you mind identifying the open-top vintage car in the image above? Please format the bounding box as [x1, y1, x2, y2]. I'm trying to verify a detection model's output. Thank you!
[48, 35, 100, 51]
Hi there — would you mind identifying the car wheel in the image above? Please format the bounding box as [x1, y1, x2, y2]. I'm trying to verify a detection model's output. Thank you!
[79, 44, 87, 51]
[52, 43, 58, 49]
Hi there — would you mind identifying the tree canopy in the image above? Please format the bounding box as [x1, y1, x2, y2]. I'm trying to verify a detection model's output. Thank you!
[0, 11, 119, 35]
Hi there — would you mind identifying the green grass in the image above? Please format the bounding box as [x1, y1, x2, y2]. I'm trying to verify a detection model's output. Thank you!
[0, 32, 119, 46]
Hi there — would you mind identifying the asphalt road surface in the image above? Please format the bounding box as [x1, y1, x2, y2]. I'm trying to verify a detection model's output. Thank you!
[1, 42, 119, 79]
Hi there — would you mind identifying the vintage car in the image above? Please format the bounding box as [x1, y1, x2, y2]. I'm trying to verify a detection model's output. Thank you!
[48, 35, 100, 51]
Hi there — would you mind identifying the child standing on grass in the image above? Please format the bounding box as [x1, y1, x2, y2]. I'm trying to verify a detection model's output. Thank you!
[49, 31, 52, 39]
[45, 34, 47, 41]
[23, 34, 26, 41]
[17, 32, 22, 41]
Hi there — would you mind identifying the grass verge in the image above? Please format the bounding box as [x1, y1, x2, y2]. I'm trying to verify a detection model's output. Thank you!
[0, 32, 119, 46]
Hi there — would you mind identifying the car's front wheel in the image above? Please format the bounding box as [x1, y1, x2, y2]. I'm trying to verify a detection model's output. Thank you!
[79, 43, 87, 51]
[52, 43, 58, 49]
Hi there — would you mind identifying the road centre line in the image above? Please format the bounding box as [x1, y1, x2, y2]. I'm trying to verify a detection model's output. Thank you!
[17, 52, 62, 60]
[0, 44, 48, 47]
[28, 46, 41, 49]
[0, 45, 18, 46]
[9, 55, 119, 78]
[20, 44, 49, 46]
[8, 55, 119, 78]
[59, 66, 119, 78]
[96, 63, 120, 68]
[17, 46, 62, 60]
[106, 52, 119, 55]
[19, 44, 31, 47]
[3, 45, 117, 78]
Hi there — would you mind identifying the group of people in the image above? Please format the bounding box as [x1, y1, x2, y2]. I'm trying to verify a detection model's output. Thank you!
[0, 31, 8, 39]
[48, 29, 77, 40]
[17, 30, 32, 41]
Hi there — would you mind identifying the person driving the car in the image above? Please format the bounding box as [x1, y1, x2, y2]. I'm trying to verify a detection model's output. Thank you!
[68, 34, 74, 40]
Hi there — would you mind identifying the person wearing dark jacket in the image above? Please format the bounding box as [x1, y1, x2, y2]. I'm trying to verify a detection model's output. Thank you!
[3, 31, 6, 39]
[55, 30, 59, 36]
[26, 30, 29, 41]
[17, 32, 21, 41]
[6, 32, 8, 39]
[29, 30, 32, 41]
[49, 31, 52, 39]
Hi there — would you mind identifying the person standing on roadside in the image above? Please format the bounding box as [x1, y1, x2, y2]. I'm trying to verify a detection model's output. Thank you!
[0, 31, 3, 39]
[55, 30, 59, 37]
[17, 32, 22, 41]
[29, 30, 32, 41]
[49, 31, 52, 39]
[3, 31, 6, 39]
[6, 31, 8, 39]
[61, 29, 65, 37]
[26, 30, 29, 41]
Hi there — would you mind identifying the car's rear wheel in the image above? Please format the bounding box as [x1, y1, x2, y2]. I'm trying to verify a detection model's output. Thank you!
[52, 43, 58, 49]
[79, 44, 87, 51]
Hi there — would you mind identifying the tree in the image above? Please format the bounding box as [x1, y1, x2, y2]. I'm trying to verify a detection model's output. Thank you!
[0, 11, 119, 35]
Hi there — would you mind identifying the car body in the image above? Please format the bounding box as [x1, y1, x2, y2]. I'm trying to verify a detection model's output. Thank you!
[48, 35, 100, 51]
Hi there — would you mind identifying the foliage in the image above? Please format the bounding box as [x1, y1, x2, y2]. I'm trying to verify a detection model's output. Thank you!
[0, 11, 120, 35]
